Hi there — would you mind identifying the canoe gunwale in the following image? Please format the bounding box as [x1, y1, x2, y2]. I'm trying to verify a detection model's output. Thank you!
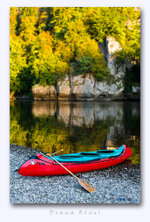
[18, 145, 132, 176]
[38, 146, 126, 166]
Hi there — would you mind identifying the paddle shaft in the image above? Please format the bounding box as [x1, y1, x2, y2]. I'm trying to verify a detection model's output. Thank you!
[48, 154, 79, 180]
[47, 149, 63, 156]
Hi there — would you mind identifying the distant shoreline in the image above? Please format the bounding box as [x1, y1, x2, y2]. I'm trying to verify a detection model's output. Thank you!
[10, 94, 140, 102]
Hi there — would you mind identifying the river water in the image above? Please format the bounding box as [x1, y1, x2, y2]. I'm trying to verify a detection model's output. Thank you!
[10, 100, 140, 164]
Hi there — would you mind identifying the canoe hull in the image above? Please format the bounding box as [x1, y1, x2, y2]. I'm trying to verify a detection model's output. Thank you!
[18, 145, 132, 176]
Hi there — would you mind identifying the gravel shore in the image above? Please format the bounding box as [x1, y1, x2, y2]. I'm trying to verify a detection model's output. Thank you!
[10, 144, 141, 204]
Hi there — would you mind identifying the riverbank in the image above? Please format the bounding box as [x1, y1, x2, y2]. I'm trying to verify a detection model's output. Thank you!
[10, 144, 140, 204]
[10, 92, 140, 102]
[10, 74, 140, 102]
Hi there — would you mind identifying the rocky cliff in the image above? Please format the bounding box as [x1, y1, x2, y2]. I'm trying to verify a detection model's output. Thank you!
[31, 36, 139, 101]
[32, 74, 124, 101]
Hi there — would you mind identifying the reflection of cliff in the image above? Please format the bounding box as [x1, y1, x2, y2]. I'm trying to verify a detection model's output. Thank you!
[32, 101, 57, 117]
[32, 101, 140, 149]
[32, 101, 125, 127]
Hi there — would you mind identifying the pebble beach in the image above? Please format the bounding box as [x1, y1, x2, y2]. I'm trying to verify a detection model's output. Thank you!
[10, 144, 141, 204]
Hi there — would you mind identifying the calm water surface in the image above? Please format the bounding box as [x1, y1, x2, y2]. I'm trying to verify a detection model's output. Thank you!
[10, 101, 140, 164]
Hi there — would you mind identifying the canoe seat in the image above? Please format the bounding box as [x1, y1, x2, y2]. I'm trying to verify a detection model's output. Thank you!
[80, 152, 99, 156]
[60, 155, 81, 159]
[97, 150, 114, 154]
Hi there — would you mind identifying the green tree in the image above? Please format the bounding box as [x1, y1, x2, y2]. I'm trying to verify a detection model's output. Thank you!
[32, 31, 69, 86]
[86, 7, 140, 64]
[10, 7, 140, 95]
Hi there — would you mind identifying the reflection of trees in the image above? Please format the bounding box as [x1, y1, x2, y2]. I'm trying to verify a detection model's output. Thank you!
[123, 102, 140, 136]
[10, 101, 140, 163]
[10, 101, 36, 130]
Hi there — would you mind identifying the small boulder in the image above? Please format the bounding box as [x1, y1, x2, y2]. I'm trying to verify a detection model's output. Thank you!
[32, 84, 57, 100]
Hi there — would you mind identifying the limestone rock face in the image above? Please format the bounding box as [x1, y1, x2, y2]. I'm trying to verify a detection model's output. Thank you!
[32, 74, 124, 101]
[32, 84, 57, 100]
[132, 86, 140, 93]
[99, 36, 129, 78]
[95, 80, 124, 98]
[71, 74, 124, 100]
[49, 85, 57, 99]
[72, 75, 95, 100]
[58, 76, 71, 100]
[106, 36, 124, 77]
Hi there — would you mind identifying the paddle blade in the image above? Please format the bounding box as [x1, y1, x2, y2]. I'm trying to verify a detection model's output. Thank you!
[78, 179, 96, 193]
[107, 146, 116, 150]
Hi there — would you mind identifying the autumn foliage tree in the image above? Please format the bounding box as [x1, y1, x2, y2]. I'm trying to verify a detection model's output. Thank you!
[10, 7, 140, 95]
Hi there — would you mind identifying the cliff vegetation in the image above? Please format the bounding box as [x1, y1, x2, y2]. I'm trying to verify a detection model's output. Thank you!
[10, 7, 140, 98]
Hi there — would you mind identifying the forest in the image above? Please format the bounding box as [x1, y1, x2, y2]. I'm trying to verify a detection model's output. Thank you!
[10, 7, 140, 96]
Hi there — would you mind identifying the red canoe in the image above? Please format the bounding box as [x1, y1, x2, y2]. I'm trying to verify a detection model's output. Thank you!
[18, 145, 132, 176]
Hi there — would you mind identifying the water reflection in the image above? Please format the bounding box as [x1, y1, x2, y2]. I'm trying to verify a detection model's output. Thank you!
[10, 101, 140, 164]
[32, 101, 125, 127]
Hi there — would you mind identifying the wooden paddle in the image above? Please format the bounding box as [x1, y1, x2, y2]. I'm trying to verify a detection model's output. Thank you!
[46, 149, 64, 156]
[106, 146, 117, 150]
[48, 153, 96, 193]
